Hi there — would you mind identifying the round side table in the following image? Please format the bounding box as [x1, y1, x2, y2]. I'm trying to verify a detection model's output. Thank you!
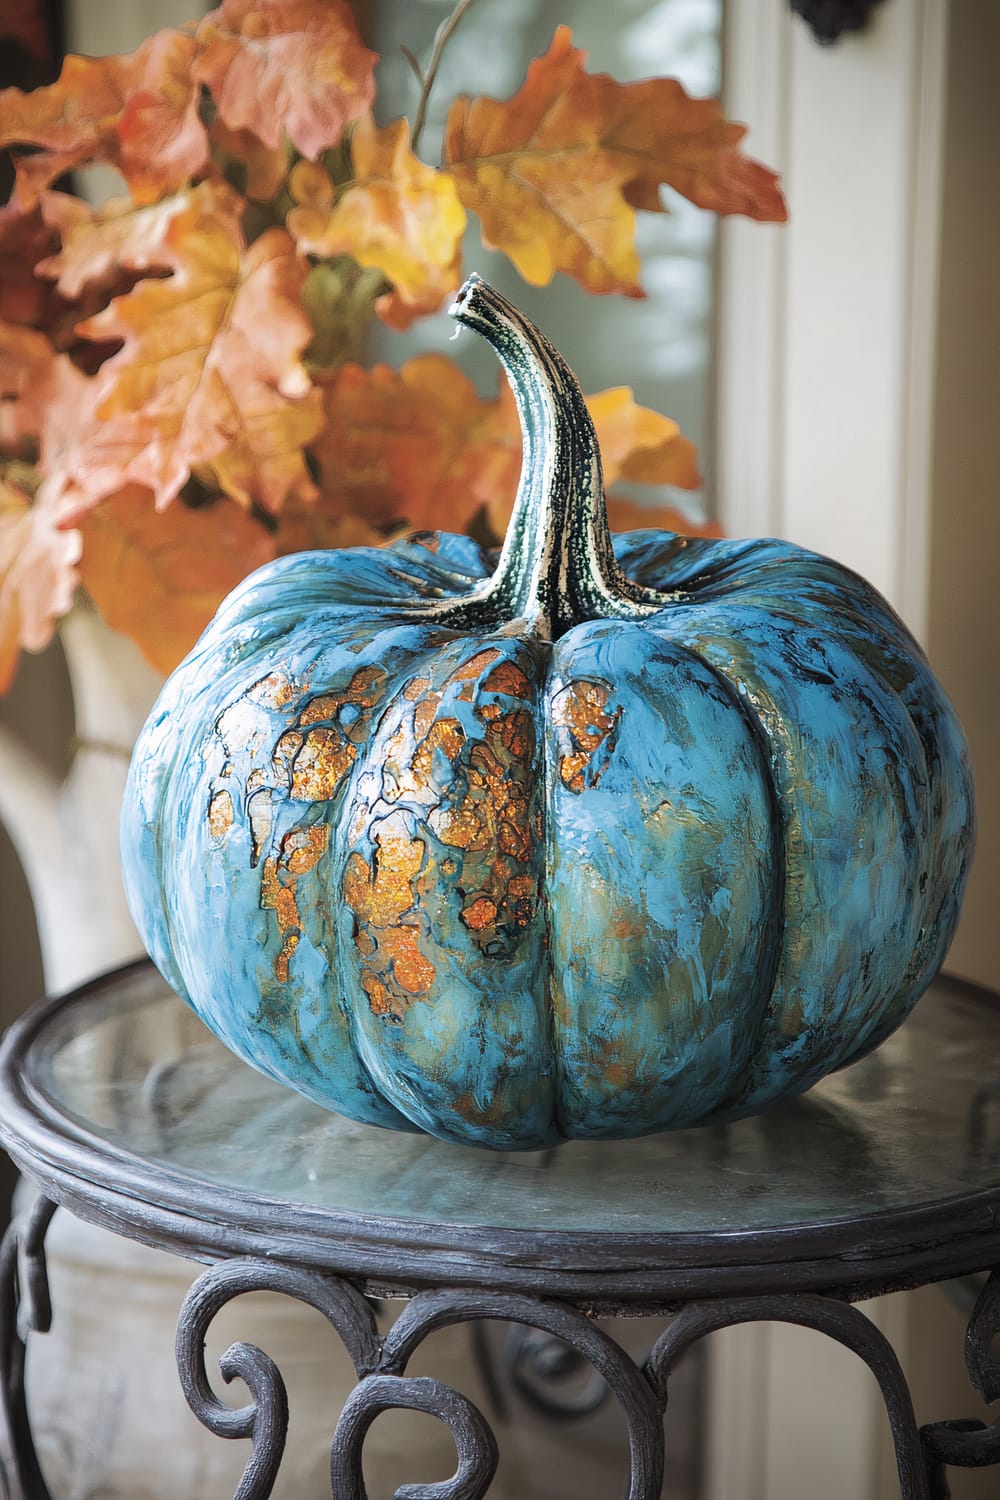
[1, 962, 1000, 1500]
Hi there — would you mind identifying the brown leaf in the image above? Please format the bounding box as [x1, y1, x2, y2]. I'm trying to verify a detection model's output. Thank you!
[0, 475, 81, 689]
[289, 117, 465, 329]
[75, 182, 322, 513]
[0, 30, 209, 205]
[80, 486, 275, 675]
[194, 0, 377, 160]
[445, 26, 786, 295]
[0, 200, 62, 328]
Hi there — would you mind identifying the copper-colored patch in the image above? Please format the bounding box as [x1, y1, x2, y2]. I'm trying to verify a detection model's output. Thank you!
[261, 856, 299, 934]
[343, 819, 436, 1020]
[249, 672, 297, 709]
[412, 691, 443, 740]
[280, 824, 330, 875]
[207, 789, 234, 840]
[379, 926, 436, 996]
[274, 665, 388, 805]
[483, 661, 531, 699]
[551, 679, 621, 793]
[274, 932, 299, 984]
[429, 705, 539, 951]
[259, 825, 329, 983]
[404, 677, 431, 701]
[461, 897, 497, 931]
[447, 648, 502, 685]
[288, 727, 357, 801]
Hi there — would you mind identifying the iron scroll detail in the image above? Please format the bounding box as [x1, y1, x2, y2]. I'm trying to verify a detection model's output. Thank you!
[171, 1260, 1000, 1500]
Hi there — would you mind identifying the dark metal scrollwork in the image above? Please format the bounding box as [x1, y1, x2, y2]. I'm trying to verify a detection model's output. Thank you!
[0, 1193, 56, 1500]
[921, 1268, 1000, 1496]
[175, 1265, 668, 1500]
[646, 1293, 931, 1500]
[173, 1260, 1000, 1500]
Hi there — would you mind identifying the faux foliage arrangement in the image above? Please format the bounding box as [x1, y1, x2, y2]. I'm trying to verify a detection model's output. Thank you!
[0, 0, 785, 687]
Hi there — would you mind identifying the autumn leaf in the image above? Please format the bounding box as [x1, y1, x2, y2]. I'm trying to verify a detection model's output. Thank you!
[0, 475, 81, 689]
[309, 355, 517, 536]
[38, 191, 185, 300]
[289, 117, 465, 330]
[309, 355, 704, 545]
[194, 0, 377, 161]
[0, 30, 209, 206]
[0, 200, 62, 328]
[586, 387, 700, 488]
[76, 182, 322, 513]
[445, 26, 786, 295]
[79, 485, 275, 674]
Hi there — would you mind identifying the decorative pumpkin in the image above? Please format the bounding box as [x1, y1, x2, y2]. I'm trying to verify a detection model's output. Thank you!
[122, 275, 974, 1151]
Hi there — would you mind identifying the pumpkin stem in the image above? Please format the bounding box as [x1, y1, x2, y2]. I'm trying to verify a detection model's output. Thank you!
[449, 275, 653, 639]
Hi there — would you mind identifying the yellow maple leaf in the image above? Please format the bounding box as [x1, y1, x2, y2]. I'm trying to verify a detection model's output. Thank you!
[75, 182, 322, 513]
[289, 116, 466, 330]
[445, 26, 786, 295]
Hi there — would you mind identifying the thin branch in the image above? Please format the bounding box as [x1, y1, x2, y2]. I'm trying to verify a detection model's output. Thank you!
[410, 0, 477, 156]
[400, 45, 425, 87]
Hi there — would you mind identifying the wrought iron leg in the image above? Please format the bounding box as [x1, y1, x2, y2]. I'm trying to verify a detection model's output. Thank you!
[0, 1188, 56, 1500]
[921, 1268, 1000, 1498]
[175, 1260, 1000, 1500]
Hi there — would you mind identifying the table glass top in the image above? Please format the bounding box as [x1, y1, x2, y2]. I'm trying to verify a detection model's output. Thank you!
[24, 968, 1000, 1238]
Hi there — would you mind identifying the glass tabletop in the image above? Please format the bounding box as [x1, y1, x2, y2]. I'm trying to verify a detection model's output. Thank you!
[19, 965, 1000, 1242]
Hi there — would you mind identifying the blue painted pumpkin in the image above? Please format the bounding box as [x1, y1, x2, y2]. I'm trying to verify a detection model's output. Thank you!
[122, 275, 974, 1150]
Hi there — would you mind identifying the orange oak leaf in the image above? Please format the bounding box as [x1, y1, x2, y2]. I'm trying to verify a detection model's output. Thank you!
[80, 486, 276, 675]
[445, 26, 785, 295]
[76, 183, 322, 513]
[289, 117, 465, 330]
[37, 190, 186, 299]
[309, 355, 516, 536]
[194, 0, 377, 161]
[0, 30, 209, 206]
[0, 475, 81, 689]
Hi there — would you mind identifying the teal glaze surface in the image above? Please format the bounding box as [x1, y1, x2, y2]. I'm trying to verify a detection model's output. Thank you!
[121, 276, 975, 1150]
